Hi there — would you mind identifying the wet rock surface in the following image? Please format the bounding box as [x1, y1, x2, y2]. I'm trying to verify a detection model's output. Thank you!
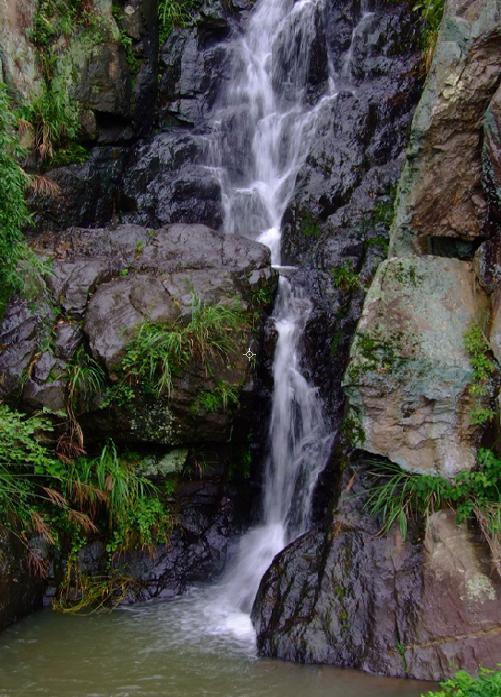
[252, 465, 501, 681]
[0, 532, 44, 632]
[281, 0, 422, 266]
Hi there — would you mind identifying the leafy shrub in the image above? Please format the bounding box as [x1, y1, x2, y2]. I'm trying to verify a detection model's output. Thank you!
[0, 405, 60, 541]
[0, 403, 172, 608]
[366, 450, 501, 576]
[421, 668, 501, 697]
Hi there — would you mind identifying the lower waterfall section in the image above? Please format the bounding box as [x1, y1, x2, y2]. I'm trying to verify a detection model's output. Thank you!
[202, 276, 333, 639]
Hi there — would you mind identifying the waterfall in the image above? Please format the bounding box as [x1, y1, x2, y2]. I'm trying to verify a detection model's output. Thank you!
[203, 0, 335, 639]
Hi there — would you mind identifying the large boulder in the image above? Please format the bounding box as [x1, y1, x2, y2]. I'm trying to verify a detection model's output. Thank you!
[344, 256, 489, 476]
[6, 223, 277, 447]
[390, 0, 501, 256]
[252, 467, 501, 681]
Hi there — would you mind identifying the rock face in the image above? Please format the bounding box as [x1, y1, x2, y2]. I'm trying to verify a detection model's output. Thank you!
[0, 223, 277, 448]
[281, 0, 422, 266]
[390, 0, 501, 256]
[252, 467, 501, 681]
[0, 0, 42, 101]
[0, 532, 44, 632]
[344, 256, 489, 476]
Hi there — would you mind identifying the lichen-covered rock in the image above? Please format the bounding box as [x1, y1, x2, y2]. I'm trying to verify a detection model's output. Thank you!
[390, 0, 501, 256]
[344, 256, 489, 476]
[252, 467, 501, 681]
[0, 0, 43, 101]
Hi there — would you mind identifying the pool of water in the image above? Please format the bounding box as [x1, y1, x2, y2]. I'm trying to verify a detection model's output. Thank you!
[0, 586, 433, 697]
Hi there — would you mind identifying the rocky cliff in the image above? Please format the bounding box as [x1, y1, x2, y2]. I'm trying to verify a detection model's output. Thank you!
[253, 0, 501, 681]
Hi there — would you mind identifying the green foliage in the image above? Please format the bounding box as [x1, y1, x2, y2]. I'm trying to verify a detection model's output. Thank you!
[118, 294, 248, 398]
[0, 84, 33, 316]
[0, 403, 172, 608]
[21, 75, 81, 163]
[0, 405, 60, 538]
[366, 459, 450, 541]
[191, 381, 240, 415]
[67, 346, 106, 411]
[158, 0, 198, 43]
[331, 261, 359, 292]
[421, 668, 501, 697]
[412, 0, 445, 68]
[366, 451, 501, 575]
[465, 324, 497, 426]
[250, 284, 275, 308]
[300, 211, 322, 239]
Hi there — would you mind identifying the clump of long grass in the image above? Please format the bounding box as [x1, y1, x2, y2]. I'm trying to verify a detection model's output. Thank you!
[120, 294, 248, 397]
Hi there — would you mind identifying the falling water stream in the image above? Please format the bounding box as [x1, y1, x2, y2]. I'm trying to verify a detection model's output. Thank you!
[0, 1, 432, 694]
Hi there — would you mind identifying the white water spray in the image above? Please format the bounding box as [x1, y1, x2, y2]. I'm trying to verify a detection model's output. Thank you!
[203, 0, 336, 640]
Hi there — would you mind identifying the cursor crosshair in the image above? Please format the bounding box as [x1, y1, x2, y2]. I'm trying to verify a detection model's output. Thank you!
[243, 347, 256, 362]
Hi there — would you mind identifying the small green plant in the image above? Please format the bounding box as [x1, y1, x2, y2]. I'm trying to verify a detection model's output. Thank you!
[22, 76, 81, 162]
[191, 381, 240, 415]
[421, 668, 501, 697]
[158, 0, 198, 43]
[464, 324, 497, 426]
[412, 0, 445, 70]
[300, 211, 322, 239]
[331, 261, 359, 291]
[119, 294, 248, 398]
[67, 346, 106, 410]
[366, 459, 450, 541]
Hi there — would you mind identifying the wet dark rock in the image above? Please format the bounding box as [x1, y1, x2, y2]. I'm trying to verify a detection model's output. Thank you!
[0, 299, 53, 402]
[120, 133, 224, 228]
[119, 484, 239, 600]
[0, 532, 44, 632]
[22, 352, 68, 413]
[281, 2, 421, 265]
[252, 465, 501, 681]
[30, 147, 127, 233]
[159, 29, 233, 126]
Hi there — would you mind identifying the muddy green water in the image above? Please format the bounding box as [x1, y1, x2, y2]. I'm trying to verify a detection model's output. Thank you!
[0, 587, 433, 697]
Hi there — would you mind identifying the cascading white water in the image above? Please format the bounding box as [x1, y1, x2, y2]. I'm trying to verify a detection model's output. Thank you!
[203, 0, 335, 639]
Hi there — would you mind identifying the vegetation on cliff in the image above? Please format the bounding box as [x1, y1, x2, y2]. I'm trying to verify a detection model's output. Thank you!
[367, 449, 501, 577]
[0, 403, 171, 607]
